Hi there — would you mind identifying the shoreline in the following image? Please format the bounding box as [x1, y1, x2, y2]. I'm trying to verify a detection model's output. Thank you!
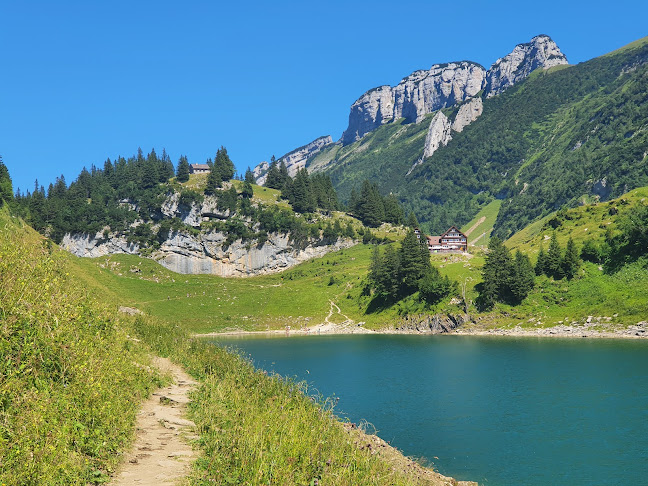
[194, 321, 648, 340]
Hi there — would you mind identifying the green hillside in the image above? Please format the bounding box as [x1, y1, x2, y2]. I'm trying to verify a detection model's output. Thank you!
[312, 37, 648, 239]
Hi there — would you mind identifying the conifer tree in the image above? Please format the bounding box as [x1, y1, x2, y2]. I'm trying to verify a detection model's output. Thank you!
[290, 169, 316, 213]
[205, 165, 222, 194]
[399, 229, 431, 293]
[0, 156, 13, 204]
[244, 167, 255, 184]
[214, 146, 235, 181]
[476, 237, 513, 310]
[561, 237, 581, 280]
[265, 160, 282, 189]
[241, 180, 253, 199]
[176, 155, 190, 183]
[535, 244, 548, 276]
[546, 232, 564, 279]
[509, 250, 535, 303]
[278, 160, 289, 186]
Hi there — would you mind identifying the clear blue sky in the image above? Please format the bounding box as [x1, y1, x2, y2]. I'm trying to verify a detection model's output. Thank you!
[2, 0, 647, 194]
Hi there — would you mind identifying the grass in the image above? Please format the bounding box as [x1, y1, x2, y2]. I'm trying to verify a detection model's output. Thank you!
[0, 206, 459, 485]
[461, 199, 502, 247]
[0, 209, 159, 484]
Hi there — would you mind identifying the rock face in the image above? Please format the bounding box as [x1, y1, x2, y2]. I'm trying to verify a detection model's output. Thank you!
[341, 62, 486, 144]
[254, 136, 333, 185]
[408, 97, 485, 173]
[423, 111, 453, 158]
[339, 35, 567, 145]
[452, 96, 483, 133]
[62, 230, 355, 277]
[485, 34, 568, 97]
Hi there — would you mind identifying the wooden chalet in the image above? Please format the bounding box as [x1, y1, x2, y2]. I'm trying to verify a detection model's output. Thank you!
[426, 226, 467, 253]
[189, 163, 210, 174]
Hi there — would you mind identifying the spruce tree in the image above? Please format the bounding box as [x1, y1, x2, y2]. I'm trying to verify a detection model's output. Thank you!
[290, 169, 315, 213]
[241, 180, 253, 199]
[278, 161, 289, 186]
[176, 156, 190, 183]
[509, 250, 535, 304]
[0, 156, 13, 204]
[265, 160, 282, 189]
[476, 237, 513, 310]
[205, 166, 222, 195]
[561, 237, 581, 280]
[214, 146, 235, 181]
[399, 229, 431, 293]
[244, 167, 255, 184]
[546, 232, 564, 279]
[535, 245, 547, 276]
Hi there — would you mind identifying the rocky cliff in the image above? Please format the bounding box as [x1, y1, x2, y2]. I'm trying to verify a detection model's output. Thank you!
[60, 190, 356, 277]
[485, 34, 568, 97]
[341, 62, 485, 144]
[340, 35, 567, 145]
[62, 230, 354, 277]
[254, 136, 334, 185]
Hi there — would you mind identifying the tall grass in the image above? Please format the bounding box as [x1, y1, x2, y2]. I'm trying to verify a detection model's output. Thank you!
[132, 316, 457, 485]
[0, 211, 159, 484]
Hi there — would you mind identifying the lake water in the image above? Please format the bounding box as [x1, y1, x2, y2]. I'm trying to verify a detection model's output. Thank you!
[212, 334, 648, 485]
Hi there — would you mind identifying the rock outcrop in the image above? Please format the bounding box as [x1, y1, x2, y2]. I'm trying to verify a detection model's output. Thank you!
[395, 313, 469, 333]
[62, 230, 355, 277]
[254, 136, 333, 185]
[485, 34, 568, 97]
[451, 96, 483, 133]
[423, 111, 452, 159]
[341, 62, 486, 144]
[408, 96, 485, 174]
[339, 35, 567, 145]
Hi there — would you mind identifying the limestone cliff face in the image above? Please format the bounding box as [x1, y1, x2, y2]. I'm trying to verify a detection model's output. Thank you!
[254, 136, 333, 185]
[485, 34, 568, 97]
[341, 62, 485, 144]
[60, 190, 355, 276]
[423, 111, 453, 159]
[339, 35, 567, 146]
[62, 229, 355, 277]
[452, 97, 483, 133]
[408, 97, 484, 174]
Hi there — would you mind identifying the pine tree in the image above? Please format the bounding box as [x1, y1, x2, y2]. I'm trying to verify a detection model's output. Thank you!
[535, 245, 547, 276]
[176, 156, 190, 183]
[561, 237, 581, 280]
[406, 212, 419, 229]
[399, 229, 431, 294]
[265, 160, 282, 189]
[244, 167, 255, 184]
[241, 180, 253, 199]
[205, 166, 222, 195]
[476, 237, 513, 310]
[546, 232, 564, 279]
[358, 180, 384, 227]
[214, 146, 235, 181]
[278, 161, 289, 186]
[509, 250, 535, 304]
[290, 169, 315, 213]
[0, 156, 13, 204]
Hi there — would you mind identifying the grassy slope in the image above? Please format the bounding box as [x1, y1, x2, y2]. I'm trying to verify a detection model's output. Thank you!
[460, 199, 502, 247]
[0, 209, 158, 485]
[69, 185, 648, 334]
[1, 210, 464, 485]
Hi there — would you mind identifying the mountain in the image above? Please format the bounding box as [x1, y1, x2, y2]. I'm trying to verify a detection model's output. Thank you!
[255, 34, 648, 240]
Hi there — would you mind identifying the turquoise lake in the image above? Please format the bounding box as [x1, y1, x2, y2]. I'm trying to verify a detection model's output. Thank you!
[212, 335, 648, 485]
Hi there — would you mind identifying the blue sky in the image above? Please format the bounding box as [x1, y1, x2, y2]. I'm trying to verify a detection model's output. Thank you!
[2, 0, 647, 194]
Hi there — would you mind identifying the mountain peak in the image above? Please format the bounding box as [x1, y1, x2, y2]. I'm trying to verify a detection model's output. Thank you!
[485, 35, 568, 97]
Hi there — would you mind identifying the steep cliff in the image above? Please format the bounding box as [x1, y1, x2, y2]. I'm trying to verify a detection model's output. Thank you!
[62, 230, 354, 277]
[339, 35, 566, 145]
[485, 34, 568, 97]
[341, 62, 485, 144]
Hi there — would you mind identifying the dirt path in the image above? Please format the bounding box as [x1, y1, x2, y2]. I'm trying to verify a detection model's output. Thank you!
[111, 357, 198, 485]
